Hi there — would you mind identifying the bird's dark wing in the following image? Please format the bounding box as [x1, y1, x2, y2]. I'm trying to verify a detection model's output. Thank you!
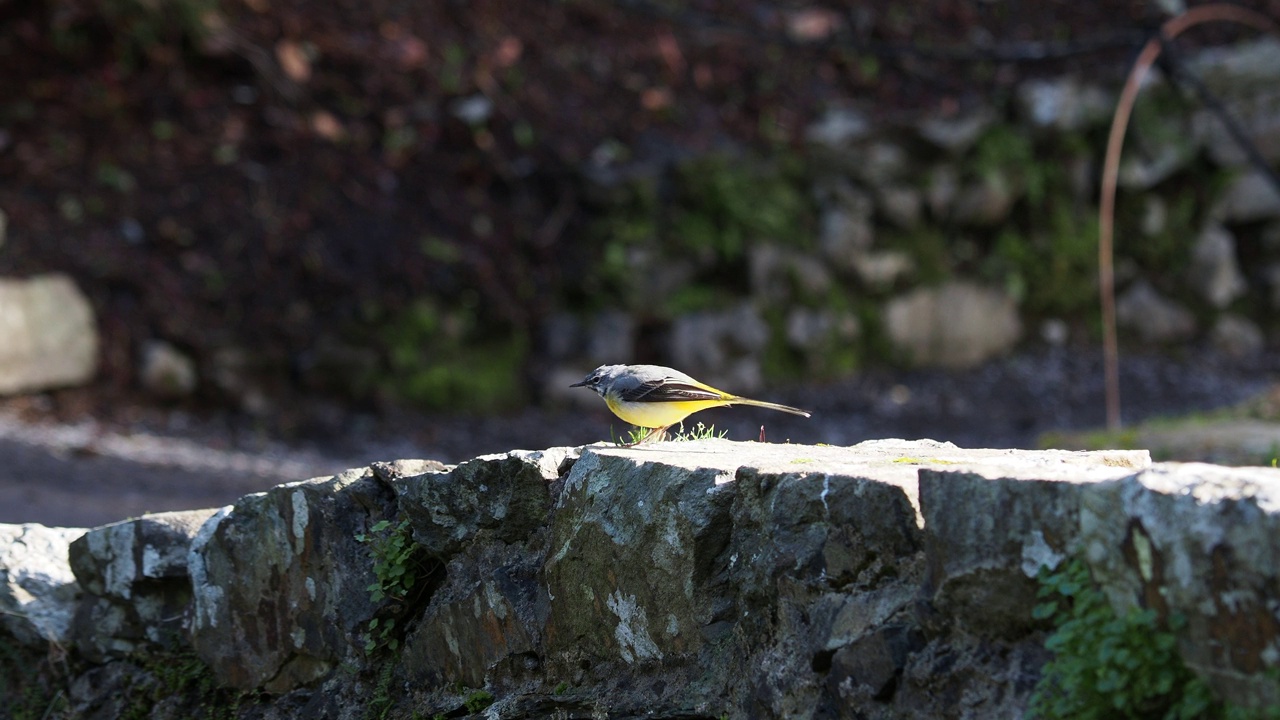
[618, 380, 723, 403]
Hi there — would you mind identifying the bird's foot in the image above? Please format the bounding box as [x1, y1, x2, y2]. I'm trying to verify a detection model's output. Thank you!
[623, 426, 669, 446]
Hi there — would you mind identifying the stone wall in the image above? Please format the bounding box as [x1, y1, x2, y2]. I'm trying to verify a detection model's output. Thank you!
[3, 439, 1279, 718]
[8, 40, 1277, 412]
[545, 37, 1280, 403]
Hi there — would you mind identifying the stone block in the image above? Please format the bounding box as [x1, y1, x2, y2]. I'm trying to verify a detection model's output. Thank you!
[0, 274, 98, 395]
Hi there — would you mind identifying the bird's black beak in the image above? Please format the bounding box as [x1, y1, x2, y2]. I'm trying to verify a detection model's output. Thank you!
[570, 379, 588, 387]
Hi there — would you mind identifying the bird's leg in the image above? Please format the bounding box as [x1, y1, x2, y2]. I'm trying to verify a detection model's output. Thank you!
[626, 425, 669, 446]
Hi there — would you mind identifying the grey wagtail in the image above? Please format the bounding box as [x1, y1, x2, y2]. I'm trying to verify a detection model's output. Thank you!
[571, 364, 811, 443]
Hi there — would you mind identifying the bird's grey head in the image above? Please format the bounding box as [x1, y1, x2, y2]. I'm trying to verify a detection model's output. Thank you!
[570, 364, 623, 396]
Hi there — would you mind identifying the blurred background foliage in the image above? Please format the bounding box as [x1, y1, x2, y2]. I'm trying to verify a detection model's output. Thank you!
[0, 0, 1274, 419]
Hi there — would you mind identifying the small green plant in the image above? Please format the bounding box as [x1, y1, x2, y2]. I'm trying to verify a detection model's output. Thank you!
[366, 662, 397, 720]
[611, 421, 727, 445]
[987, 209, 1098, 317]
[464, 689, 494, 713]
[610, 425, 650, 446]
[115, 648, 254, 720]
[356, 518, 426, 652]
[358, 519, 420, 603]
[967, 125, 1106, 319]
[1030, 557, 1221, 719]
[971, 125, 1038, 196]
[673, 421, 727, 441]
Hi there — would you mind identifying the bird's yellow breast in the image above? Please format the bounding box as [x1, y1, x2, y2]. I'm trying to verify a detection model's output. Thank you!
[603, 393, 727, 429]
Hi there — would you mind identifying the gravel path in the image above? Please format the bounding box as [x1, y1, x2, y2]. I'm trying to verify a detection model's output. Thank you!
[2, 346, 1275, 528]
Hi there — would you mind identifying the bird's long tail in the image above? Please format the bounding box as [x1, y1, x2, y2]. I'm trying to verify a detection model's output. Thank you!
[727, 397, 811, 417]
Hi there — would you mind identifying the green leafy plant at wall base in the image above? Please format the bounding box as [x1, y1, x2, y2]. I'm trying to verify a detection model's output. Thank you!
[1031, 558, 1227, 720]
[464, 689, 494, 713]
[612, 421, 727, 445]
[357, 519, 428, 652]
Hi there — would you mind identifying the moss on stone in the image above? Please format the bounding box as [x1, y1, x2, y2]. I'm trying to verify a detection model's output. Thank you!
[584, 150, 816, 318]
[379, 298, 528, 411]
[669, 152, 814, 260]
[881, 226, 952, 288]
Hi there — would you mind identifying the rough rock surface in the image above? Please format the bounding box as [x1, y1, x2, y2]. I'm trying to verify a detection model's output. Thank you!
[0, 522, 85, 647]
[68, 508, 218, 660]
[1081, 463, 1280, 708]
[392, 449, 569, 560]
[189, 466, 397, 692]
[3, 439, 1280, 719]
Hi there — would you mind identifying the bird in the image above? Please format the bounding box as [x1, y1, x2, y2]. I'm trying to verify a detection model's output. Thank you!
[570, 363, 810, 444]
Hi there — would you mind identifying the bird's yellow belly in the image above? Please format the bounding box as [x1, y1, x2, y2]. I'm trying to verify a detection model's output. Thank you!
[604, 395, 725, 428]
